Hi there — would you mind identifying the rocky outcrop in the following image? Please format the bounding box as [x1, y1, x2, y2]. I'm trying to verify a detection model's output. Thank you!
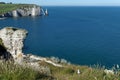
[0, 27, 62, 65]
[3, 5, 41, 17]
[0, 27, 27, 62]
[0, 27, 62, 75]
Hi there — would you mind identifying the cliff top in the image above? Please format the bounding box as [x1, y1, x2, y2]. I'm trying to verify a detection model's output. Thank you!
[0, 3, 39, 15]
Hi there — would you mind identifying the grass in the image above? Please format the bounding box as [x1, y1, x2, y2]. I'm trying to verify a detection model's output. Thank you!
[0, 59, 120, 80]
[0, 4, 35, 15]
[0, 61, 53, 80]
[43, 62, 120, 80]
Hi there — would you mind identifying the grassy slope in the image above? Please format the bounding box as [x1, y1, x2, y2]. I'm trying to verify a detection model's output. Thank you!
[0, 61, 53, 80]
[0, 60, 120, 80]
[44, 63, 120, 80]
[0, 4, 35, 15]
[0, 58, 120, 80]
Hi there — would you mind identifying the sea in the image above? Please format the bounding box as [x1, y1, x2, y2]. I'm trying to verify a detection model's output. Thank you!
[1, 6, 120, 67]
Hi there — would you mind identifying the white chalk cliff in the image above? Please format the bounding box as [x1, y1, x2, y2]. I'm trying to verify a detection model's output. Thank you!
[3, 5, 41, 17]
[0, 27, 27, 62]
[0, 27, 62, 67]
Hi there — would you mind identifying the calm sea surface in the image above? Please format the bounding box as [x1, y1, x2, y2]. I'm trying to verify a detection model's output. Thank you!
[1, 6, 120, 67]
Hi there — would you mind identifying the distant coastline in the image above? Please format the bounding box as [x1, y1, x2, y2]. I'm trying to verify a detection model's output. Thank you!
[0, 2, 48, 18]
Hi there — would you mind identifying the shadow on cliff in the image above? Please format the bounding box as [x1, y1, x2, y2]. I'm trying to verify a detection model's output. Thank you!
[0, 45, 12, 60]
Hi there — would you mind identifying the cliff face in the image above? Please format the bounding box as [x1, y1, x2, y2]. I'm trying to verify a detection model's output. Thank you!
[0, 27, 27, 62]
[0, 27, 64, 76]
[3, 5, 41, 17]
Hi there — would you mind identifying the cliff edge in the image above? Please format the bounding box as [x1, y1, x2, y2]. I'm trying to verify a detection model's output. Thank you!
[0, 4, 42, 17]
[0, 27, 27, 62]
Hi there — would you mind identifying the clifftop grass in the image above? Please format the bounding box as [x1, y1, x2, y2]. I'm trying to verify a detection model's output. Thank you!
[0, 61, 53, 80]
[0, 60, 120, 80]
[0, 4, 36, 15]
[42, 62, 120, 80]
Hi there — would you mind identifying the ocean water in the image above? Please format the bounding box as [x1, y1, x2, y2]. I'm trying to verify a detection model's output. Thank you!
[1, 6, 120, 67]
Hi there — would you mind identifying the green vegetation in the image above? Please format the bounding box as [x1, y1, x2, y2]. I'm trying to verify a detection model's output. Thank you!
[0, 61, 53, 80]
[0, 4, 35, 15]
[0, 38, 5, 48]
[0, 60, 120, 80]
[39, 61, 120, 80]
[0, 38, 3, 46]
[48, 64, 120, 80]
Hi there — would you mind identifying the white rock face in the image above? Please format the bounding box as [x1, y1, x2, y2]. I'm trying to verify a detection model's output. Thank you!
[12, 10, 18, 17]
[4, 5, 41, 17]
[0, 27, 27, 62]
[31, 5, 41, 16]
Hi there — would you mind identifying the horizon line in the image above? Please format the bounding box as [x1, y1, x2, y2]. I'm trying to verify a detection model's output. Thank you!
[38, 4, 120, 6]
[3, 2, 120, 7]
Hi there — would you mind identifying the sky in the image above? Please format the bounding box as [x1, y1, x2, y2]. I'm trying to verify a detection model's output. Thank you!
[2, 0, 120, 6]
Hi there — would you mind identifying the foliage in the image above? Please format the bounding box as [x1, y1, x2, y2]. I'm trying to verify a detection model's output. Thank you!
[0, 61, 53, 80]
[0, 4, 35, 15]
[48, 63, 120, 80]
[0, 55, 120, 80]
[0, 59, 120, 80]
[0, 38, 3, 46]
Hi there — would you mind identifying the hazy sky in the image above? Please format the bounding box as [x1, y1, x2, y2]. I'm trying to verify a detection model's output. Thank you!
[3, 0, 120, 6]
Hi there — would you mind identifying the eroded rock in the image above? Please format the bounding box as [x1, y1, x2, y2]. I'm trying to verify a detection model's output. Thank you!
[3, 5, 41, 17]
[0, 27, 62, 75]
[0, 27, 27, 62]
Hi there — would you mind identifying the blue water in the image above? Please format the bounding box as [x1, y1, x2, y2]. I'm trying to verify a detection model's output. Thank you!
[1, 6, 120, 67]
